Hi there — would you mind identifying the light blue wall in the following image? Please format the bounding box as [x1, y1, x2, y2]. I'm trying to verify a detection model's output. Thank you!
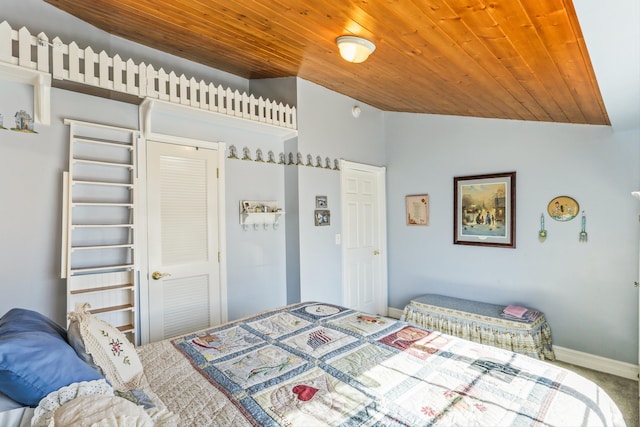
[0, 82, 139, 326]
[0, 0, 290, 324]
[385, 112, 640, 364]
[296, 79, 386, 304]
[0, 80, 291, 325]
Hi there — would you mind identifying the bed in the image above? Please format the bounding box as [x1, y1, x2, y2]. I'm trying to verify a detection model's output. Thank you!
[0, 302, 627, 426]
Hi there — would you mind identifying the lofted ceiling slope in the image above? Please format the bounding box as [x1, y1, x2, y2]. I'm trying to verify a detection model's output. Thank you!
[44, 0, 610, 125]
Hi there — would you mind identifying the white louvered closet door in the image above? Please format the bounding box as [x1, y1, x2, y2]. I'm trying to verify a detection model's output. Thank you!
[147, 141, 220, 341]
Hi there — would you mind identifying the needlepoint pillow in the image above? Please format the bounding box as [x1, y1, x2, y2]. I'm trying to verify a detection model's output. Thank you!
[0, 308, 104, 406]
[67, 303, 143, 392]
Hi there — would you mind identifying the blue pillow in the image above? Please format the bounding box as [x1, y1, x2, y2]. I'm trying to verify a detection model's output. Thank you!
[0, 308, 104, 407]
[0, 308, 67, 339]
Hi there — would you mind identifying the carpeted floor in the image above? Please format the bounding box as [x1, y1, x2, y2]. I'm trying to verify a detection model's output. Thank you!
[552, 361, 638, 427]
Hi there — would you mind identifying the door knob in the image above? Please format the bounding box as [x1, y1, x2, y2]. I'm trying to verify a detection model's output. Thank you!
[152, 271, 171, 280]
[373, 250, 380, 255]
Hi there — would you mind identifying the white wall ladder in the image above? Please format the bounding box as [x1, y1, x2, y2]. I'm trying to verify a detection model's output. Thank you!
[61, 119, 139, 343]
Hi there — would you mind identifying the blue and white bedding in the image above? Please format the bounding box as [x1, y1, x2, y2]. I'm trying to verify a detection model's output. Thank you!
[137, 302, 626, 426]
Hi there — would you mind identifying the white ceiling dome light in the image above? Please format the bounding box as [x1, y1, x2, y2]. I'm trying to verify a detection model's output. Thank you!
[336, 36, 376, 63]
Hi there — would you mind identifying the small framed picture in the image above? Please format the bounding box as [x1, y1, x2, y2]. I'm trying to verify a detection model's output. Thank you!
[316, 195, 328, 208]
[406, 194, 429, 226]
[314, 209, 330, 226]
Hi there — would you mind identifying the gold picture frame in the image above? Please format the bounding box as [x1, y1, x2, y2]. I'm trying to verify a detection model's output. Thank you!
[406, 194, 429, 226]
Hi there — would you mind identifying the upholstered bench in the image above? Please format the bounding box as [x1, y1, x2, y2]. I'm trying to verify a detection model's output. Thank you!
[401, 293, 555, 360]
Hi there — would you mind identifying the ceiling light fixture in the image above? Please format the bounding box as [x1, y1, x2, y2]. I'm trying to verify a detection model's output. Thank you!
[336, 36, 376, 63]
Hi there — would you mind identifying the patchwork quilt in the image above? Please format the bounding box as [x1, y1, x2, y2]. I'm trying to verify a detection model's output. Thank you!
[138, 302, 625, 426]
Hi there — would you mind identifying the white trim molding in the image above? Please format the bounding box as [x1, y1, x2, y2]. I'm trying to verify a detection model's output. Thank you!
[387, 307, 404, 319]
[0, 20, 296, 130]
[553, 345, 639, 381]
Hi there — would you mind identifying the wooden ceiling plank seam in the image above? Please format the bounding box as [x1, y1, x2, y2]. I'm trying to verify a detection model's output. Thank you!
[551, 1, 610, 125]
[516, 0, 595, 123]
[563, 0, 611, 126]
[411, 0, 546, 120]
[442, 2, 584, 120]
[405, 0, 539, 120]
[455, 0, 574, 122]
[41, 4, 264, 76]
[48, 0, 306, 77]
[352, 0, 528, 118]
[113, 1, 306, 69]
[516, 3, 585, 122]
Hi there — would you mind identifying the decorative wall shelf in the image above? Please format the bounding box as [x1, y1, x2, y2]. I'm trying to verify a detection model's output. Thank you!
[239, 200, 284, 230]
[0, 62, 51, 124]
[140, 98, 298, 141]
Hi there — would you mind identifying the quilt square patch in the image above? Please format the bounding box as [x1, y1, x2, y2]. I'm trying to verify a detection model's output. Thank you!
[181, 326, 264, 361]
[326, 344, 411, 394]
[252, 367, 372, 427]
[289, 303, 346, 321]
[328, 312, 394, 336]
[379, 326, 451, 360]
[246, 312, 312, 339]
[215, 345, 307, 389]
[281, 326, 357, 357]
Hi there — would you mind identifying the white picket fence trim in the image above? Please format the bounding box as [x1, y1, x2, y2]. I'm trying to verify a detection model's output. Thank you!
[0, 21, 297, 130]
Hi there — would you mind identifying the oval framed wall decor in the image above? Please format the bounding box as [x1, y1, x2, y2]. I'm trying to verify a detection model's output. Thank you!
[547, 196, 579, 221]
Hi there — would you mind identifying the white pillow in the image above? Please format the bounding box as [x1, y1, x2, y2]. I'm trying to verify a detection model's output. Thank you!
[53, 394, 153, 427]
[67, 304, 143, 392]
[31, 379, 113, 427]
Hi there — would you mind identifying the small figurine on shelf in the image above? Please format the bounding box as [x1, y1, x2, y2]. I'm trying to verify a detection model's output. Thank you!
[242, 147, 252, 161]
[325, 157, 332, 169]
[12, 110, 36, 133]
[267, 151, 276, 163]
[315, 156, 323, 168]
[255, 148, 264, 162]
[228, 145, 238, 159]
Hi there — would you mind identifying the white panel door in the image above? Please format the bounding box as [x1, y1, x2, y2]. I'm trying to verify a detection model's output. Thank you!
[147, 141, 220, 341]
[341, 161, 387, 315]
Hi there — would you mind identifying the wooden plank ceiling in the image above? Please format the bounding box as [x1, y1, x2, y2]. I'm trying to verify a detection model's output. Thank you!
[44, 0, 609, 125]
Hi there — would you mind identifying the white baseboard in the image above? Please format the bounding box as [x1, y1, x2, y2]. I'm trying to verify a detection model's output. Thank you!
[387, 306, 403, 319]
[553, 345, 638, 381]
[386, 306, 638, 381]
